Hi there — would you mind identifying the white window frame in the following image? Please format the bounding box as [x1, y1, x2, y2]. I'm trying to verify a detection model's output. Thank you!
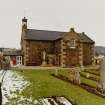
[16, 56, 22, 65]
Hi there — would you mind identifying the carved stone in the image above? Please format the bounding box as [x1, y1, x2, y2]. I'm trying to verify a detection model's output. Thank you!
[98, 57, 105, 92]
[41, 50, 47, 66]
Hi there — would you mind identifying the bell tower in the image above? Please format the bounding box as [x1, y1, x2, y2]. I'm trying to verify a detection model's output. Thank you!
[22, 17, 27, 31]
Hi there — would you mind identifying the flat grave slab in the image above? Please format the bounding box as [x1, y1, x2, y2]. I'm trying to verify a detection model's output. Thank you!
[41, 97, 72, 105]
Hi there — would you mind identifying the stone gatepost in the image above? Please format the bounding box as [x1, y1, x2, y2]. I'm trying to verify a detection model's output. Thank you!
[79, 43, 84, 70]
[60, 40, 66, 67]
[97, 57, 105, 92]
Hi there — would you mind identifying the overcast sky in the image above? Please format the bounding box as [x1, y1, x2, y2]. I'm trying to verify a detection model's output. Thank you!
[0, 0, 105, 48]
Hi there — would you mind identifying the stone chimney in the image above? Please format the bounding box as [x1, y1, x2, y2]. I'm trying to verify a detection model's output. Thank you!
[82, 32, 85, 35]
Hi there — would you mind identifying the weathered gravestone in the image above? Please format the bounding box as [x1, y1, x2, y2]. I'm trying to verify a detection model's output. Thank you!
[73, 67, 81, 84]
[54, 68, 59, 76]
[97, 57, 105, 92]
[86, 73, 90, 78]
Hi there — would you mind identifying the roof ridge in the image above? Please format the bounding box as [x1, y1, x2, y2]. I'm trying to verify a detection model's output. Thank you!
[27, 28, 67, 33]
[24, 29, 94, 43]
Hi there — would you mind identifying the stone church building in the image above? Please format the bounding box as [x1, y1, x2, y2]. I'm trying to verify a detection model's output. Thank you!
[21, 17, 95, 67]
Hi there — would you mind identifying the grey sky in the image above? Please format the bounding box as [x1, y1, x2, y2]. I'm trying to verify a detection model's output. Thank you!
[0, 0, 105, 48]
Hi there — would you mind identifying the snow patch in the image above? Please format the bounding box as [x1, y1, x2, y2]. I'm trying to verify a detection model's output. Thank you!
[0, 70, 30, 105]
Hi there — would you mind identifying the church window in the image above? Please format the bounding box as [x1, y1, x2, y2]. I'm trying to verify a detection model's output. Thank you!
[67, 39, 76, 48]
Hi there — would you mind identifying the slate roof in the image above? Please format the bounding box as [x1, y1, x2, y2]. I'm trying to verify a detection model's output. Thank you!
[3, 50, 22, 56]
[24, 29, 65, 41]
[23, 29, 94, 43]
[78, 32, 95, 43]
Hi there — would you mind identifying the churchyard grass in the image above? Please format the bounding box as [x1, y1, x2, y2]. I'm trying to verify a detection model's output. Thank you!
[84, 69, 100, 76]
[11, 69, 105, 105]
[58, 69, 97, 87]
[80, 71, 99, 81]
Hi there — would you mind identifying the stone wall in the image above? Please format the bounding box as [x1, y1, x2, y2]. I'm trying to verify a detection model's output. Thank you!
[54, 40, 61, 66]
[62, 29, 80, 67]
[83, 43, 94, 65]
[66, 46, 79, 67]
[23, 40, 54, 66]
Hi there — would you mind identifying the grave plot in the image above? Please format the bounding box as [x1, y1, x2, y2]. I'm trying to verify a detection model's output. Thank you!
[41, 97, 72, 105]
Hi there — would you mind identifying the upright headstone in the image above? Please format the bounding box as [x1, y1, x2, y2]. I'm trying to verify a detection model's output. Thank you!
[55, 68, 58, 76]
[98, 57, 105, 92]
[73, 67, 81, 84]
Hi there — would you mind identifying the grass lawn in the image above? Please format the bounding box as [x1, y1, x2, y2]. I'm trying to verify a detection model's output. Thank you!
[58, 69, 97, 87]
[84, 68, 100, 76]
[13, 69, 105, 105]
[81, 71, 99, 81]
